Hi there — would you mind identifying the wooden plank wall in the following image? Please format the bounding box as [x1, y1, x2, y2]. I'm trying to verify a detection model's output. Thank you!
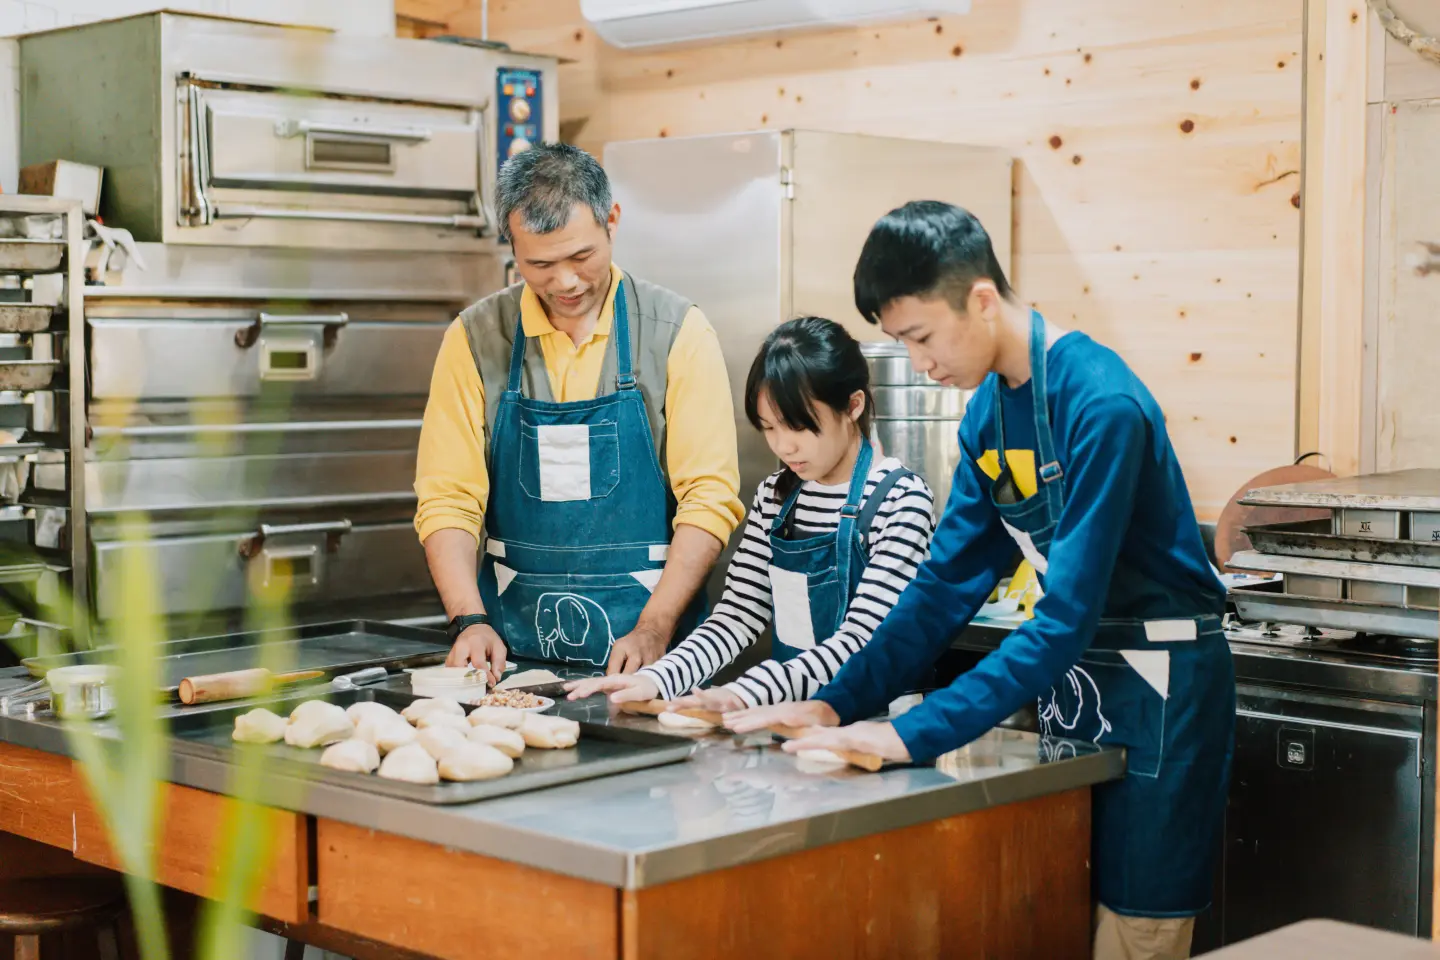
[401, 0, 1305, 519]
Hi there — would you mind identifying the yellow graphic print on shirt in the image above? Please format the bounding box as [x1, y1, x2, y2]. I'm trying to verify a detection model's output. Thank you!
[975, 448, 1042, 616]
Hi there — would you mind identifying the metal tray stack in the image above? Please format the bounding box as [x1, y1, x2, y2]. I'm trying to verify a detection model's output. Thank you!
[1232, 470, 1440, 640]
[0, 196, 85, 661]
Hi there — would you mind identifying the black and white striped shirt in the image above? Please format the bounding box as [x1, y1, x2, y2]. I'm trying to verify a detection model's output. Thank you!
[639, 457, 936, 706]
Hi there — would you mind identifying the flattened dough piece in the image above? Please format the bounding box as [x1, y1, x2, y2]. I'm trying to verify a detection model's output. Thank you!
[467, 706, 525, 730]
[417, 725, 468, 760]
[320, 739, 380, 774]
[345, 701, 400, 726]
[495, 668, 562, 691]
[232, 708, 287, 744]
[658, 711, 716, 731]
[466, 723, 526, 759]
[520, 714, 580, 749]
[402, 698, 466, 725]
[378, 744, 440, 784]
[439, 742, 514, 782]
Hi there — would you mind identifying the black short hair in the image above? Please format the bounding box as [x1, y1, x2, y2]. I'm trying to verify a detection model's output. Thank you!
[496, 142, 612, 243]
[853, 200, 1013, 324]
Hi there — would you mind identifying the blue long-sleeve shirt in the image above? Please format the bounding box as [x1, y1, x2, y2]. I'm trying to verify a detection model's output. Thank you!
[814, 331, 1224, 762]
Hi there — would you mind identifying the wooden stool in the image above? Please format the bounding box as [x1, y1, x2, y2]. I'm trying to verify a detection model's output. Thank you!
[0, 878, 126, 960]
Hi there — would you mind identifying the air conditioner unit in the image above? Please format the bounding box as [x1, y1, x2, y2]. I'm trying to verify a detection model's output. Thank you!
[580, 0, 972, 49]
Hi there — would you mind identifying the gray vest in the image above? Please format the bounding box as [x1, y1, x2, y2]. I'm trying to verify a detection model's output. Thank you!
[458, 272, 693, 475]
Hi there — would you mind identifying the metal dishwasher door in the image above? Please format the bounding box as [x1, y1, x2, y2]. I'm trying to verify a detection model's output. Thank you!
[1223, 684, 1425, 940]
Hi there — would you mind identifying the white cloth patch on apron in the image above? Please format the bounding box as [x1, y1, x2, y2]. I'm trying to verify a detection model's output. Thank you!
[485, 539, 507, 558]
[536, 424, 591, 501]
[630, 570, 663, 592]
[1000, 519, 1050, 576]
[769, 565, 816, 650]
[1144, 619, 1197, 642]
[494, 562, 518, 596]
[1120, 650, 1171, 700]
[649, 544, 668, 562]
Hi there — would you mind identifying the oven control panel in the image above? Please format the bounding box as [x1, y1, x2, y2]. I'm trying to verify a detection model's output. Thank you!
[497, 68, 544, 169]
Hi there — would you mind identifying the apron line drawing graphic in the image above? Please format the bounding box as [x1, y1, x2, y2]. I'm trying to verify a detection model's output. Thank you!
[536, 593, 615, 666]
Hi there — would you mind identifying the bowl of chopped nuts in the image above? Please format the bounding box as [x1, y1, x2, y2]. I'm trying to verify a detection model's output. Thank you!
[475, 690, 555, 713]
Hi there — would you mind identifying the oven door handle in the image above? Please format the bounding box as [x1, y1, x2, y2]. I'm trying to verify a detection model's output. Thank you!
[213, 205, 487, 231]
[274, 119, 433, 143]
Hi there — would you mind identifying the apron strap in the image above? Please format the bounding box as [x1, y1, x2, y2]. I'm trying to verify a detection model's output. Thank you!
[855, 467, 911, 546]
[834, 440, 874, 593]
[614, 277, 637, 391]
[505, 308, 528, 396]
[1029, 308, 1064, 491]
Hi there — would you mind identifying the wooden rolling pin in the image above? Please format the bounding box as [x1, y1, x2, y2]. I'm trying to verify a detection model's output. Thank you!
[178, 668, 324, 706]
[619, 700, 885, 772]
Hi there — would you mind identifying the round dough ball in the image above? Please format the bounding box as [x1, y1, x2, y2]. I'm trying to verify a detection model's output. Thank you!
[232, 708, 287, 744]
[320, 739, 380, 773]
[417, 725, 468, 760]
[345, 701, 399, 726]
[520, 714, 580, 749]
[466, 723, 525, 759]
[284, 711, 354, 749]
[377, 744, 439, 784]
[467, 706, 525, 730]
[416, 711, 470, 732]
[402, 698, 466, 725]
[289, 699, 344, 725]
[353, 716, 415, 755]
[657, 711, 716, 732]
[439, 742, 514, 782]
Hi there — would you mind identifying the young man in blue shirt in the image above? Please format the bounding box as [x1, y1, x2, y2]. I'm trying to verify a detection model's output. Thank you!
[729, 201, 1235, 960]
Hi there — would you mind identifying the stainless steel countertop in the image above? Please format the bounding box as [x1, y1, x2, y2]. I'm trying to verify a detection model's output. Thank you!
[0, 668, 1123, 889]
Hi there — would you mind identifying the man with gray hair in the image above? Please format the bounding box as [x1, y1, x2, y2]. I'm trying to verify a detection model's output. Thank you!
[415, 142, 743, 679]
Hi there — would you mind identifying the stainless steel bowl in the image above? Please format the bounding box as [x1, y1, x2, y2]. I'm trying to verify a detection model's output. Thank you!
[46, 665, 117, 720]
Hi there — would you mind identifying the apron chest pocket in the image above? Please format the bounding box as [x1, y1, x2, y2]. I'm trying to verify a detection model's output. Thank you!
[519, 421, 620, 502]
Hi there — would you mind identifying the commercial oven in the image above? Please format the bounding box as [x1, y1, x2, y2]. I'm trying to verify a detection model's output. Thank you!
[16, 13, 558, 642]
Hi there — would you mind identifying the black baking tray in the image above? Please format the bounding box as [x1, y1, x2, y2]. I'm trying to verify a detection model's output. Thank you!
[166, 687, 696, 805]
[20, 619, 450, 695]
[1243, 518, 1440, 569]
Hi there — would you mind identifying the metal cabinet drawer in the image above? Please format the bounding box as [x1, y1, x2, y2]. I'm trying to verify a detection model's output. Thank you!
[93, 520, 430, 620]
[1349, 580, 1407, 605]
[34, 449, 418, 515]
[89, 315, 447, 400]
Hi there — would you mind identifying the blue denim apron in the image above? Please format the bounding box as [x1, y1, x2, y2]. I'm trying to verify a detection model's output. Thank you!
[991, 308, 1235, 918]
[477, 280, 699, 666]
[768, 441, 909, 661]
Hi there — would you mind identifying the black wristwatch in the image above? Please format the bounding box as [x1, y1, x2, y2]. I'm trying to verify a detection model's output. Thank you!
[447, 613, 491, 642]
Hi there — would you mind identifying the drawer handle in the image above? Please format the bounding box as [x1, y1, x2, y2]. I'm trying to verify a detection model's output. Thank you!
[238, 520, 353, 558]
[234, 312, 350, 349]
[240, 521, 352, 593]
[274, 119, 433, 143]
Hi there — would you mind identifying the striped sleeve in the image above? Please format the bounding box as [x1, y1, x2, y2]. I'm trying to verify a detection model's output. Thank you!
[638, 479, 778, 700]
[723, 473, 936, 706]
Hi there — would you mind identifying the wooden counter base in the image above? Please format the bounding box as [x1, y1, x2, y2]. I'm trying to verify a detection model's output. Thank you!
[318, 788, 1092, 960]
[0, 742, 307, 924]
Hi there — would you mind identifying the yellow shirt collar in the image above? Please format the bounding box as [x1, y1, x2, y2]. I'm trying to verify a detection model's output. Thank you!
[519, 263, 624, 343]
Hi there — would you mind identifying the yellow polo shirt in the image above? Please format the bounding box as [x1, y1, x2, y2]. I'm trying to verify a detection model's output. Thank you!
[414, 264, 744, 546]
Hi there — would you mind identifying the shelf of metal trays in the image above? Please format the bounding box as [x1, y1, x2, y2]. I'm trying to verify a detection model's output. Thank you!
[0, 197, 87, 647]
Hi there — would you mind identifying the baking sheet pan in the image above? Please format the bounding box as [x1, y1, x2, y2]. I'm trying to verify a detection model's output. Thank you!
[166, 687, 696, 805]
[0, 240, 64, 273]
[1230, 581, 1440, 641]
[0, 305, 54, 333]
[21, 619, 450, 693]
[1244, 519, 1440, 569]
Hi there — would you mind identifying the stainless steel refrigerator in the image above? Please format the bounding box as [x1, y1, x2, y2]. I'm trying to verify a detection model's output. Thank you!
[605, 129, 1013, 604]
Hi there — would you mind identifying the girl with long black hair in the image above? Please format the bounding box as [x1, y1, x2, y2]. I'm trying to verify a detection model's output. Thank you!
[567, 316, 936, 712]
